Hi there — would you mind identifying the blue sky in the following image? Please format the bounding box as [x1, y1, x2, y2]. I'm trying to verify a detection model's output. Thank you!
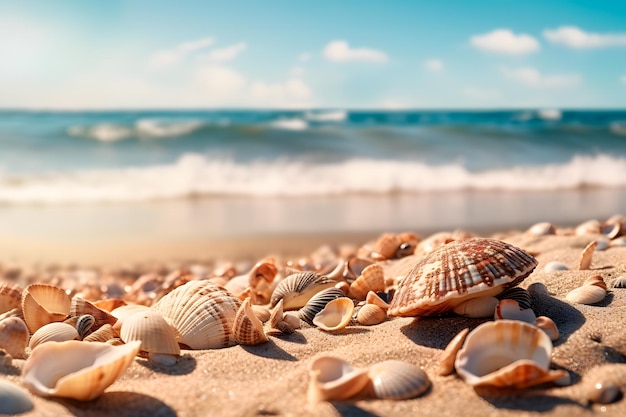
[1, 0, 626, 109]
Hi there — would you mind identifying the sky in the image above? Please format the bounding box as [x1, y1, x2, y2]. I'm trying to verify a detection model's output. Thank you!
[1, 0, 626, 110]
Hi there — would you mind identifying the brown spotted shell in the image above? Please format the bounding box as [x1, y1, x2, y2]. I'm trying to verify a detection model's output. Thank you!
[388, 238, 538, 317]
[231, 297, 268, 346]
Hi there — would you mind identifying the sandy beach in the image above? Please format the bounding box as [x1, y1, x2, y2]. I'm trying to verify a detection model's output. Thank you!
[1, 218, 625, 417]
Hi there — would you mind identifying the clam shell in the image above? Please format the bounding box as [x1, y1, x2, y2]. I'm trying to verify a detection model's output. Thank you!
[0, 379, 34, 414]
[544, 261, 569, 272]
[438, 327, 469, 376]
[298, 287, 345, 325]
[120, 310, 180, 355]
[349, 264, 385, 301]
[578, 240, 597, 270]
[527, 222, 556, 236]
[566, 284, 606, 305]
[0, 317, 29, 358]
[22, 284, 71, 333]
[270, 272, 336, 310]
[356, 304, 387, 326]
[22, 340, 141, 401]
[29, 322, 79, 350]
[232, 297, 268, 346]
[313, 297, 354, 332]
[307, 356, 370, 403]
[70, 297, 118, 332]
[494, 299, 536, 324]
[84, 324, 116, 343]
[0, 281, 22, 314]
[535, 316, 559, 341]
[365, 360, 430, 400]
[496, 286, 534, 310]
[152, 280, 241, 349]
[389, 238, 538, 317]
[455, 320, 567, 388]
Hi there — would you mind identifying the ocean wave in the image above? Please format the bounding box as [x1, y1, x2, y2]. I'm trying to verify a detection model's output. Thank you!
[305, 110, 348, 122]
[269, 118, 309, 131]
[0, 153, 624, 205]
[537, 109, 562, 121]
[68, 118, 204, 142]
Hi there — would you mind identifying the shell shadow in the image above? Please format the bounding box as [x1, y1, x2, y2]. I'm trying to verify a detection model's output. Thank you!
[473, 388, 582, 412]
[267, 330, 308, 344]
[331, 402, 382, 417]
[0, 362, 21, 376]
[135, 353, 196, 375]
[240, 339, 298, 361]
[56, 391, 177, 417]
[399, 316, 488, 350]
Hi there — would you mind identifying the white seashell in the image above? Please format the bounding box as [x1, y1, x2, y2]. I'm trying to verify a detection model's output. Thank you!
[22, 340, 141, 401]
[298, 287, 345, 325]
[307, 356, 370, 404]
[610, 236, 626, 247]
[21, 283, 71, 333]
[438, 328, 469, 376]
[356, 304, 387, 326]
[0, 379, 34, 414]
[0, 317, 29, 359]
[535, 316, 559, 341]
[566, 284, 606, 305]
[349, 264, 386, 301]
[452, 296, 499, 318]
[455, 320, 567, 388]
[584, 275, 607, 290]
[365, 360, 430, 400]
[29, 322, 79, 351]
[578, 240, 597, 270]
[527, 222, 556, 236]
[313, 297, 354, 332]
[576, 219, 601, 236]
[544, 261, 569, 272]
[270, 272, 336, 310]
[232, 297, 268, 346]
[365, 291, 390, 310]
[494, 299, 536, 324]
[120, 311, 180, 355]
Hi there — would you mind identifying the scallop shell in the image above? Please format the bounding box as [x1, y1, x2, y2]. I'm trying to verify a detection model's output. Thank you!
[579, 240, 597, 270]
[496, 286, 534, 310]
[364, 360, 430, 400]
[494, 299, 536, 324]
[0, 281, 22, 314]
[544, 261, 569, 272]
[535, 316, 559, 341]
[22, 340, 141, 401]
[527, 222, 556, 236]
[566, 284, 606, 305]
[232, 297, 268, 346]
[388, 238, 538, 317]
[70, 297, 118, 332]
[438, 327, 469, 376]
[29, 322, 79, 350]
[349, 264, 386, 301]
[371, 233, 402, 260]
[0, 317, 29, 358]
[356, 304, 387, 326]
[152, 280, 241, 349]
[313, 297, 354, 332]
[21, 283, 71, 333]
[0, 379, 34, 415]
[120, 310, 180, 355]
[455, 320, 567, 388]
[307, 356, 370, 403]
[84, 324, 116, 343]
[298, 287, 345, 325]
[270, 272, 336, 310]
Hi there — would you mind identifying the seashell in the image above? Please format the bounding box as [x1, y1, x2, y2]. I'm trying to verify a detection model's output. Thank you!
[29, 322, 79, 350]
[0, 379, 34, 415]
[251, 304, 271, 323]
[496, 286, 534, 310]
[455, 320, 567, 388]
[610, 236, 626, 247]
[0, 317, 29, 358]
[356, 304, 387, 326]
[273, 320, 295, 335]
[248, 257, 278, 289]
[282, 313, 301, 330]
[544, 261, 569, 272]
[224, 275, 249, 298]
[71, 297, 118, 332]
[364, 360, 430, 400]
[365, 291, 390, 310]
[22, 340, 141, 401]
[595, 237, 610, 251]
[93, 298, 127, 312]
[307, 355, 370, 403]
[346, 257, 373, 281]
[535, 316, 559, 341]
[612, 276, 626, 289]
[602, 222, 622, 239]
[84, 324, 116, 343]
[586, 381, 622, 404]
[270, 272, 336, 310]
[0, 281, 22, 314]
[0, 307, 22, 321]
[232, 297, 268, 346]
[21, 283, 71, 333]
[576, 219, 601, 236]
[298, 287, 345, 325]
[577, 364, 626, 405]
[584, 275, 607, 290]
[152, 280, 241, 349]
[76, 314, 96, 339]
[389, 238, 537, 317]
[453, 296, 499, 318]
[371, 233, 402, 260]
[578, 240, 597, 270]
[438, 328, 469, 376]
[494, 299, 536, 324]
[527, 222, 556, 236]
[120, 310, 180, 355]
[566, 284, 606, 305]
[313, 297, 354, 332]
[349, 264, 386, 301]
[335, 281, 350, 296]
[269, 299, 284, 329]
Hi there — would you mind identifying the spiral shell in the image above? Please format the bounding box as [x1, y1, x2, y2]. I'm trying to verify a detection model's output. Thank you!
[21, 284, 71, 333]
[232, 297, 268, 346]
[299, 288, 345, 325]
[29, 322, 79, 350]
[270, 272, 336, 310]
[364, 360, 430, 400]
[313, 297, 354, 332]
[0, 317, 29, 358]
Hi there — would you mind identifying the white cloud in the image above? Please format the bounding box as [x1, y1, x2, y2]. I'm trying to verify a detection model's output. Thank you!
[463, 87, 501, 101]
[470, 29, 540, 55]
[193, 66, 246, 99]
[298, 52, 311, 62]
[424, 59, 443, 72]
[178, 38, 216, 53]
[204, 42, 247, 63]
[544, 26, 626, 49]
[323, 40, 388, 63]
[149, 37, 214, 68]
[501, 67, 581, 88]
[291, 66, 305, 77]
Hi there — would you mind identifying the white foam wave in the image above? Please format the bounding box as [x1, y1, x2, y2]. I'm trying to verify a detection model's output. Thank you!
[68, 119, 204, 142]
[269, 118, 308, 131]
[135, 119, 203, 137]
[538, 109, 562, 121]
[68, 124, 134, 142]
[610, 122, 626, 136]
[305, 110, 348, 122]
[0, 154, 624, 205]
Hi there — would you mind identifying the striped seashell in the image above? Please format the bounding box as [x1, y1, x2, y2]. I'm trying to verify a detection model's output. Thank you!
[578, 240, 597, 270]
[612, 276, 626, 289]
[270, 272, 336, 310]
[307, 356, 370, 404]
[70, 297, 118, 333]
[494, 299, 536, 324]
[76, 315, 96, 339]
[22, 340, 141, 401]
[356, 304, 387, 326]
[232, 297, 268, 346]
[496, 286, 534, 310]
[388, 238, 538, 317]
[21, 284, 71, 333]
[0, 379, 33, 415]
[566, 284, 606, 305]
[584, 275, 607, 290]
[29, 322, 79, 351]
[438, 327, 469, 376]
[152, 280, 241, 349]
[0, 281, 22, 315]
[364, 360, 430, 400]
[526, 222, 556, 236]
[298, 288, 345, 325]
[544, 261, 569, 272]
[349, 264, 386, 301]
[120, 310, 180, 355]
[84, 324, 116, 343]
[313, 297, 354, 332]
[0, 317, 29, 358]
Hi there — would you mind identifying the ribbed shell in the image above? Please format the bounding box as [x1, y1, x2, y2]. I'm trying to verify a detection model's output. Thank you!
[298, 288, 345, 325]
[152, 280, 241, 349]
[270, 272, 336, 310]
[70, 297, 118, 332]
[0, 317, 29, 358]
[388, 238, 538, 317]
[84, 324, 116, 343]
[356, 304, 387, 326]
[365, 360, 430, 400]
[120, 310, 180, 355]
[349, 264, 386, 301]
[0, 282, 22, 314]
[21, 284, 71, 333]
[29, 322, 79, 351]
[496, 287, 534, 310]
[231, 298, 268, 346]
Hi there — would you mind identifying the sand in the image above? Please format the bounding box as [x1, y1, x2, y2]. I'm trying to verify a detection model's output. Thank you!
[1, 227, 626, 417]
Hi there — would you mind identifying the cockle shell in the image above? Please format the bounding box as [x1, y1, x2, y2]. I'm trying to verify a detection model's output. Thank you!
[527, 222, 556, 236]
[364, 360, 430, 400]
[21, 283, 71, 333]
[120, 310, 180, 355]
[29, 322, 79, 350]
[438, 327, 469, 376]
[455, 320, 567, 388]
[313, 297, 354, 332]
[307, 356, 370, 404]
[356, 304, 387, 326]
[152, 280, 241, 349]
[494, 299, 536, 324]
[389, 238, 538, 317]
[232, 297, 268, 346]
[0, 281, 22, 314]
[566, 284, 606, 305]
[299, 288, 345, 325]
[22, 340, 141, 401]
[270, 272, 336, 310]
[349, 264, 386, 301]
[0, 317, 29, 358]
[0, 379, 33, 415]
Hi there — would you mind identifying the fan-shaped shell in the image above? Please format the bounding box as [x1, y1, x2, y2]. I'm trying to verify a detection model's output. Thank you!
[389, 238, 538, 317]
[84, 324, 116, 343]
[0, 281, 22, 314]
[0, 379, 33, 414]
[0, 317, 29, 358]
[21, 340, 141, 401]
[298, 287, 345, 325]
[455, 320, 567, 388]
[365, 360, 430, 400]
[29, 322, 79, 350]
[356, 304, 387, 326]
[21, 284, 71, 333]
[313, 297, 354, 332]
[566, 284, 606, 305]
[307, 356, 370, 403]
[152, 280, 241, 349]
[270, 272, 336, 310]
[349, 264, 385, 301]
[120, 310, 180, 355]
